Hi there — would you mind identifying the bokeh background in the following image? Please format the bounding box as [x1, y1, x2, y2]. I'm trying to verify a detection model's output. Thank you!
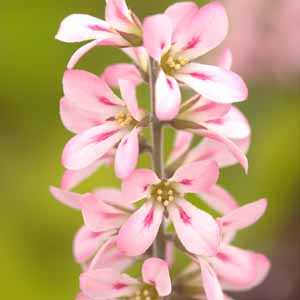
[1, 0, 300, 299]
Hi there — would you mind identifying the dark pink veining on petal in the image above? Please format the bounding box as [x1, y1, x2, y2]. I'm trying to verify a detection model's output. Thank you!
[92, 129, 119, 143]
[183, 36, 201, 51]
[190, 73, 211, 81]
[180, 179, 193, 186]
[144, 208, 154, 227]
[166, 78, 174, 89]
[98, 96, 118, 106]
[113, 282, 128, 290]
[221, 220, 232, 227]
[143, 184, 150, 192]
[179, 208, 191, 224]
[217, 252, 231, 262]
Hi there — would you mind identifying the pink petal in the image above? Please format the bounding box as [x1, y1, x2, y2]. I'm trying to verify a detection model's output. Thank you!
[168, 199, 221, 256]
[210, 244, 270, 291]
[165, 2, 198, 31]
[196, 129, 249, 172]
[102, 63, 142, 87]
[167, 131, 193, 165]
[117, 202, 163, 256]
[143, 14, 172, 61]
[89, 237, 133, 271]
[49, 186, 83, 210]
[93, 188, 132, 209]
[73, 225, 113, 264]
[55, 14, 111, 42]
[170, 160, 219, 194]
[199, 258, 224, 300]
[61, 157, 113, 191]
[218, 199, 267, 233]
[204, 106, 251, 140]
[122, 169, 159, 203]
[218, 48, 233, 70]
[186, 135, 250, 169]
[115, 128, 139, 179]
[81, 193, 128, 232]
[67, 36, 128, 69]
[176, 63, 248, 103]
[60, 97, 103, 134]
[142, 258, 172, 297]
[80, 268, 138, 299]
[62, 122, 124, 170]
[230, 253, 270, 291]
[155, 71, 181, 121]
[119, 80, 143, 121]
[174, 2, 228, 60]
[122, 47, 149, 73]
[63, 69, 123, 117]
[182, 97, 231, 124]
[199, 185, 238, 215]
[105, 0, 137, 33]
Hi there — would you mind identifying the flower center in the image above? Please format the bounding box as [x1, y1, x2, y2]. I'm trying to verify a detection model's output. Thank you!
[115, 111, 137, 127]
[150, 180, 178, 207]
[161, 52, 189, 76]
[126, 285, 159, 300]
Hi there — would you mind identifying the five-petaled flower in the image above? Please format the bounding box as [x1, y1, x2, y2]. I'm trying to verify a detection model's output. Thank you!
[143, 2, 248, 121]
[117, 160, 221, 257]
[61, 69, 147, 179]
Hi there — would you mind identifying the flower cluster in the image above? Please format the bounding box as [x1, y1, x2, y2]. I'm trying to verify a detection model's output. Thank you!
[51, 1, 270, 300]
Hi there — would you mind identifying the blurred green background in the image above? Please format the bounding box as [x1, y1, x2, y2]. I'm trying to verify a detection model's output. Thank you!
[1, 0, 300, 299]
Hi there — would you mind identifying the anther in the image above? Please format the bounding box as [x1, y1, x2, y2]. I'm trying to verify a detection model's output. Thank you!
[168, 196, 175, 202]
[143, 290, 149, 296]
[157, 196, 162, 202]
[168, 190, 173, 195]
[145, 297, 151, 300]
[157, 189, 163, 195]
[178, 56, 188, 65]
[163, 200, 169, 207]
[174, 64, 181, 70]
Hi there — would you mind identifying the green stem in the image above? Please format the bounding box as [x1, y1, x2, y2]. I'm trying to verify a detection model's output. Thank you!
[149, 58, 166, 260]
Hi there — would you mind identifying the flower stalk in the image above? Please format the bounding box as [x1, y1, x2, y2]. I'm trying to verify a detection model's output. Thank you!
[149, 57, 166, 261]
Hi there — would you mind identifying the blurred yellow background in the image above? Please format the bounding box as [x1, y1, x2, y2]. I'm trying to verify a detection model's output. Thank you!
[1, 0, 300, 299]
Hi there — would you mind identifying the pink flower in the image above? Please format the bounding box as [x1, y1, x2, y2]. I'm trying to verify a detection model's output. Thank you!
[168, 49, 251, 172]
[80, 257, 171, 300]
[172, 199, 270, 300]
[61, 69, 147, 179]
[56, 0, 143, 68]
[143, 2, 248, 120]
[117, 161, 221, 257]
[50, 187, 132, 265]
[197, 199, 270, 300]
